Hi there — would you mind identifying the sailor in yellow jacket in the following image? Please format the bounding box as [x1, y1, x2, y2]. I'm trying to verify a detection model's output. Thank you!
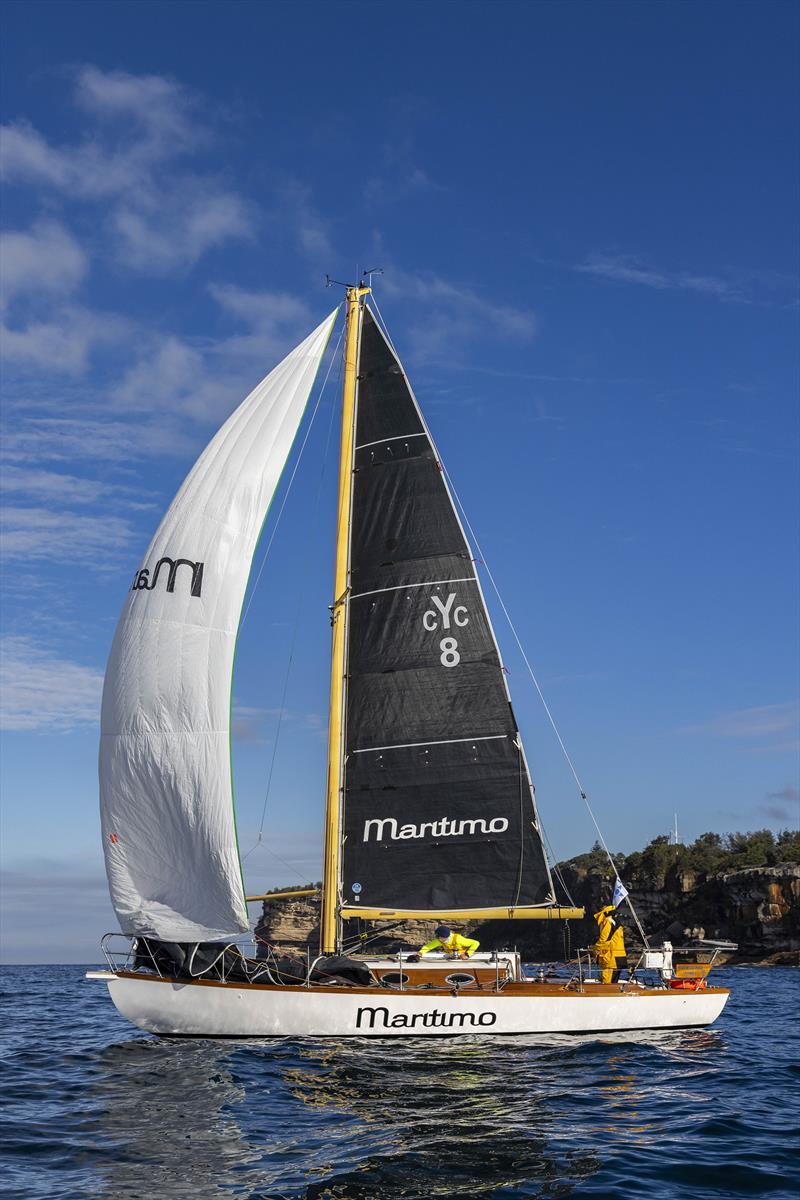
[593, 905, 627, 984]
[419, 925, 480, 959]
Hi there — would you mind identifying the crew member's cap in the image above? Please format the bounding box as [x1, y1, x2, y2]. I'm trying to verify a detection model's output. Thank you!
[435, 925, 451, 939]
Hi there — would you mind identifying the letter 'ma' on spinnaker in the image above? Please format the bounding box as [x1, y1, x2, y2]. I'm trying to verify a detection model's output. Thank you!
[131, 556, 204, 598]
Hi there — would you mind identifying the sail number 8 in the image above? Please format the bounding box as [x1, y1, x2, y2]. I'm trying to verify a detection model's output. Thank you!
[422, 592, 469, 668]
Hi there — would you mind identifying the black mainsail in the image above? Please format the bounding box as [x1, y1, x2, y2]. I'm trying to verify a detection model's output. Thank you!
[339, 307, 554, 915]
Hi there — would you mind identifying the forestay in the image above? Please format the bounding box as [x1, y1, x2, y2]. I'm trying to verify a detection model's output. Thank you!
[100, 311, 337, 942]
[341, 308, 554, 913]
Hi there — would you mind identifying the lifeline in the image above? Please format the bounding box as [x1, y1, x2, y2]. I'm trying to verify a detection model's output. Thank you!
[356, 1006, 498, 1030]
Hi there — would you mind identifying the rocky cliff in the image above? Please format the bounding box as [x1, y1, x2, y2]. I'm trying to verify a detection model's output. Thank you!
[255, 861, 800, 965]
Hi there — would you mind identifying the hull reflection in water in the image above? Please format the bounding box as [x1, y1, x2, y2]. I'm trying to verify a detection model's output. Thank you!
[92, 1027, 730, 1198]
[10, 966, 795, 1200]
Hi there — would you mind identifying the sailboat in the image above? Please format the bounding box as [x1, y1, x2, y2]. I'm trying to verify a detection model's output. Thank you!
[87, 285, 730, 1037]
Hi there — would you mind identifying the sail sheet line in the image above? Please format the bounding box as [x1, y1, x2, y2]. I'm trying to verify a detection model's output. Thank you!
[350, 576, 476, 601]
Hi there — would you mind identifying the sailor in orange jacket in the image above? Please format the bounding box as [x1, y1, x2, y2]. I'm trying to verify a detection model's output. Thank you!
[419, 925, 480, 959]
[593, 905, 627, 984]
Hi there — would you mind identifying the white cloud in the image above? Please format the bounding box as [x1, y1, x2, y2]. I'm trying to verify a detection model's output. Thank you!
[1, 68, 196, 197]
[113, 285, 316, 422]
[688, 702, 799, 755]
[1, 464, 108, 504]
[0, 505, 137, 564]
[114, 335, 205, 411]
[232, 704, 269, 745]
[275, 180, 334, 262]
[74, 65, 196, 149]
[2, 117, 136, 198]
[381, 267, 537, 363]
[575, 252, 742, 301]
[1, 66, 252, 272]
[363, 127, 443, 209]
[365, 164, 441, 208]
[0, 221, 87, 308]
[0, 856, 115, 962]
[1, 415, 194, 464]
[0, 121, 71, 187]
[209, 283, 313, 363]
[694, 701, 799, 738]
[1, 304, 129, 374]
[113, 188, 253, 274]
[211, 284, 310, 331]
[0, 636, 103, 731]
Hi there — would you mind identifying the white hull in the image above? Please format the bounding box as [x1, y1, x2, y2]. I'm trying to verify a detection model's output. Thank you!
[91, 973, 730, 1038]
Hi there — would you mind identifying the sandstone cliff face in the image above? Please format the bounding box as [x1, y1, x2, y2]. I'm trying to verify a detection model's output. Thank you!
[255, 863, 800, 965]
[555, 861, 800, 962]
[712, 865, 800, 957]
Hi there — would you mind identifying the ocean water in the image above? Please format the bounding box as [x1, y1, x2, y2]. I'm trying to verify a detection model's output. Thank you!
[1, 965, 798, 1199]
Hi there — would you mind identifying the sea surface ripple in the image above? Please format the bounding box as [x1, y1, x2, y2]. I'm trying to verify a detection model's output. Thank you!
[1, 965, 798, 1199]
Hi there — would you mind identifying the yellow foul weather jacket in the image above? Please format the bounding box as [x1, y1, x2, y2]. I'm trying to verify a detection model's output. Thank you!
[609, 921, 626, 957]
[419, 932, 480, 958]
[592, 906, 625, 982]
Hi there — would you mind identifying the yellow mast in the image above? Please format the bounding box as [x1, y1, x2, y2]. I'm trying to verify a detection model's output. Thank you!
[320, 285, 369, 955]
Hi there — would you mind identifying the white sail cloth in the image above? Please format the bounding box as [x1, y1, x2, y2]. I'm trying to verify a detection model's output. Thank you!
[100, 311, 337, 942]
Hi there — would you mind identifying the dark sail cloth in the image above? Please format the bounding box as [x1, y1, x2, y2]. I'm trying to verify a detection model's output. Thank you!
[340, 308, 553, 913]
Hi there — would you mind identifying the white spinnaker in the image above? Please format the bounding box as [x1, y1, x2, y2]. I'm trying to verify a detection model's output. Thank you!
[100, 311, 337, 942]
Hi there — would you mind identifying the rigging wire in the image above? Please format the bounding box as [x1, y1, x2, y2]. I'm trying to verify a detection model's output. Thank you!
[438, 458, 650, 948]
[372, 288, 644, 933]
[368, 291, 402, 357]
[239, 327, 344, 868]
[240, 327, 344, 629]
[541, 826, 578, 908]
[373, 289, 634, 920]
[245, 840, 318, 885]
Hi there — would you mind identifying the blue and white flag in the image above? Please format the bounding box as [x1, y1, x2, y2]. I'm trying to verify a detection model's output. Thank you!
[612, 878, 629, 908]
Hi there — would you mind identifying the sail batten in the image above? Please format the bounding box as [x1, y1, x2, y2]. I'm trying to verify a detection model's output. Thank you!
[340, 308, 553, 916]
[99, 311, 337, 943]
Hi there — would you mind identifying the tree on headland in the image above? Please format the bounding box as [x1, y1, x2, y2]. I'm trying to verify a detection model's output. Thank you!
[559, 828, 799, 885]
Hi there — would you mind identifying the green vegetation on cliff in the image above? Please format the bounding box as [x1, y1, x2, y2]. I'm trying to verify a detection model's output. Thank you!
[562, 828, 800, 886]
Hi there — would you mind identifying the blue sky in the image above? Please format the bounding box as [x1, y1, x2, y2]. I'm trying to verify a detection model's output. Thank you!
[1, 0, 797, 961]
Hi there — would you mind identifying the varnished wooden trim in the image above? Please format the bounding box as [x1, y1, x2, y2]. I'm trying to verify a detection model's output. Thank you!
[112, 971, 729, 1001]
